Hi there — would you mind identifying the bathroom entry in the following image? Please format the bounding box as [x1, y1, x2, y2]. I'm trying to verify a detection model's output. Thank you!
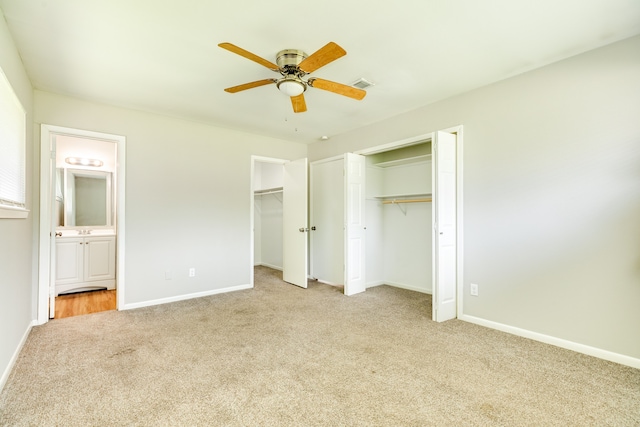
[52, 135, 117, 317]
[38, 125, 125, 323]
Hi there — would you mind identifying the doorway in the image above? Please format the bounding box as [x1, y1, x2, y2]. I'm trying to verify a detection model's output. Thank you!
[38, 125, 126, 324]
[309, 127, 463, 321]
[250, 156, 308, 289]
[252, 158, 286, 274]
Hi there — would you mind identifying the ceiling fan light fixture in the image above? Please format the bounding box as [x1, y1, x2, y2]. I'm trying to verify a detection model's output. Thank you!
[277, 78, 306, 97]
[220, 42, 365, 112]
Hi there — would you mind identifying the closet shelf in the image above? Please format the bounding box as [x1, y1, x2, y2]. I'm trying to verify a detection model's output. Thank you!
[254, 187, 283, 196]
[382, 198, 431, 205]
[374, 193, 431, 199]
[372, 155, 432, 168]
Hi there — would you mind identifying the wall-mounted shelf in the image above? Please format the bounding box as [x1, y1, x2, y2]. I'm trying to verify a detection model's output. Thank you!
[372, 155, 432, 168]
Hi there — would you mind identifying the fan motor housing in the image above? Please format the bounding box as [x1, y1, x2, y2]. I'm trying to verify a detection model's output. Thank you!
[276, 49, 308, 69]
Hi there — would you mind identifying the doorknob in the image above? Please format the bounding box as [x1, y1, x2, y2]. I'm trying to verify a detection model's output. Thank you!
[299, 227, 309, 232]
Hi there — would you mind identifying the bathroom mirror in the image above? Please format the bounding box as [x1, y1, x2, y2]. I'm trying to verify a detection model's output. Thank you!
[57, 168, 113, 228]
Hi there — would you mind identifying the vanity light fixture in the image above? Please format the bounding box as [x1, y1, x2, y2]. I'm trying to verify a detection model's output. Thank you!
[65, 157, 103, 167]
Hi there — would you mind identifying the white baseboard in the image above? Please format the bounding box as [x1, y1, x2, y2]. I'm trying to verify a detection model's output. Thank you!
[459, 314, 640, 370]
[121, 284, 253, 311]
[255, 263, 282, 271]
[368, 280, 432, 295]
[366, 280, 384, 288]
[1, 320, 35, 393]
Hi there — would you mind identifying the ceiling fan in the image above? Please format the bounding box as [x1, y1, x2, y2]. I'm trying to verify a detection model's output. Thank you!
[218, 42, 366, 113]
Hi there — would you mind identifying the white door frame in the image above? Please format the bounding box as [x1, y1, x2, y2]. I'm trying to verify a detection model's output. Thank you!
[354, 125, 464, 318]
[37, 125, 126, 324]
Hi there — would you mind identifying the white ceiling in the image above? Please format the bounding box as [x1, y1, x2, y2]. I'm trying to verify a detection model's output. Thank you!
[1, 0, 639, 144]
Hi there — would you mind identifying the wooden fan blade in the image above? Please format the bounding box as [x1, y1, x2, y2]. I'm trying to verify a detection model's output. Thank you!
[218, 43, 279, 70]
[298, 42, 346, 73]
[224, 79, 276, 93]
[308, 78, 366, 100]
[291, 93, 307, 113]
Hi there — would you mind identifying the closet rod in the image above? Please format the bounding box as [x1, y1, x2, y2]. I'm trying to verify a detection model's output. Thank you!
[382, 198, 432, 204]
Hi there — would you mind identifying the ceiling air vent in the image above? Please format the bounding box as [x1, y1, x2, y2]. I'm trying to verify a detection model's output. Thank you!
[352, 78, 375, 89]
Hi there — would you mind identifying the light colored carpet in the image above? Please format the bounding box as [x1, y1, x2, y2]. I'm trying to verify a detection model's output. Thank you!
[1, 266, 639, 426]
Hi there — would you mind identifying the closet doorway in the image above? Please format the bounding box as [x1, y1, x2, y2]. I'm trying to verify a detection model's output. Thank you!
[38, 125, 126, 324]
[310, 128, 462, 321]
[251, 156, 308, 288]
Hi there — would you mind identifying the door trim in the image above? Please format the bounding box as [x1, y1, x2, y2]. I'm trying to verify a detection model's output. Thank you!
[355, 132, 434, 156]
[37, 125, 126, 324]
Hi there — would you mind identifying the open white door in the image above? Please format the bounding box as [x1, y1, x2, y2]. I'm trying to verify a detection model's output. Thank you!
[432, 131, 457, 322]
[282, 158, 308, 288]
[344, 153, 366, 296]
[48, 136, 58, 318]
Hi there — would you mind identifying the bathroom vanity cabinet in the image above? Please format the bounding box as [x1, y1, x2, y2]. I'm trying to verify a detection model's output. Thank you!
[55, 235, 116, 295]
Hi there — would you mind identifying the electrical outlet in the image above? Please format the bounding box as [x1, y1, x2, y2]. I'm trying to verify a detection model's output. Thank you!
[470, 283, 479, 296]
[189, 268, 196, 277]
[165, 271, 172, 280]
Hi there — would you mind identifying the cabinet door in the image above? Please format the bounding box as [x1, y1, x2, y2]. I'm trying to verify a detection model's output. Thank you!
[55, 237, 84, 284]
[84, 236, 116, 281]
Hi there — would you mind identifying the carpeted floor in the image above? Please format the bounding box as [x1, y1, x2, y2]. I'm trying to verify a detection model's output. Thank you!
[1, 266, 639, 426]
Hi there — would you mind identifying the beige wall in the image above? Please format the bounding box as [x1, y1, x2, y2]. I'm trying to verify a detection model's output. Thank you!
[34, 91, 307, 305]
[0, 10, 35, 388]
[309, 35, 640, 359]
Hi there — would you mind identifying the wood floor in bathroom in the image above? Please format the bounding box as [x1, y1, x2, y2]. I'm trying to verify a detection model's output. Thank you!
[54, 290, 116, 319]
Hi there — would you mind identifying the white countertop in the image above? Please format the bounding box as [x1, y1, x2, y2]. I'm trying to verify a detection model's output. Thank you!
[56, 229, 116, 237]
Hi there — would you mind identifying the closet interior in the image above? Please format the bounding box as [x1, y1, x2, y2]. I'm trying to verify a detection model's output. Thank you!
[310, 140, 434, 294]
[253, 161, 284, 270]
[365, 141, 433, 294]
